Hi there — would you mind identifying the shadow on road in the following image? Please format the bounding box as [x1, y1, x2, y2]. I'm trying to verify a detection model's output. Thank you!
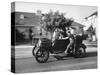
[47, 51, 97, 63]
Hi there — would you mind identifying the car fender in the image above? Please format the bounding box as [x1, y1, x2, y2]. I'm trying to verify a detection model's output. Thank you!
[79, 43, 87, 49]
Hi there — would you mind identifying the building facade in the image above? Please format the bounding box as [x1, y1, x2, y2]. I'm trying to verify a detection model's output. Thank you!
[83, 12, 98, 41]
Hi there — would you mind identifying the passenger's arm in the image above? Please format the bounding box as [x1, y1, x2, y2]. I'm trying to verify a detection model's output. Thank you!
[61, 36, 69, 40]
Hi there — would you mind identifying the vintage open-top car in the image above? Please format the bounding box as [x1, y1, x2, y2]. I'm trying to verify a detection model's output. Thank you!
[32, 34, 87, 63]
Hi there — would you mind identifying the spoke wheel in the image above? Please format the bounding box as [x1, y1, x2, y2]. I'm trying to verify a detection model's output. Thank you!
[32, 45, 37, 56]
[35, 48, 49, 63]
[75, 47, 86, 58]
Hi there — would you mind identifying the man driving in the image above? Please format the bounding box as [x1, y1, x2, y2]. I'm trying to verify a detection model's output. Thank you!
[60, 27, 74, 55]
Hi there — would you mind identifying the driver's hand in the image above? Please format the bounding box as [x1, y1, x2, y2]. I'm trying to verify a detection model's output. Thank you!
[59, 34, 63, 39]
[58, 36, 62, 40]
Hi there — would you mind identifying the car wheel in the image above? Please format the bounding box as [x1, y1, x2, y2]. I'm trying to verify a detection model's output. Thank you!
[35, 48, 49, 63]
[74, 47, 86, 58]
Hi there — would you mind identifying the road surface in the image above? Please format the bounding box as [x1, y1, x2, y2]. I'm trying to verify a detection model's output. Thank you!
[12, 44, 97, 73]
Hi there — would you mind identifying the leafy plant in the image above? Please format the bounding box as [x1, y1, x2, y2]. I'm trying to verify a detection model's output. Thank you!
[41, 10, 73, 39]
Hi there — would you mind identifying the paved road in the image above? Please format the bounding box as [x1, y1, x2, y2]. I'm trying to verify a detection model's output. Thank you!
[12, 45, 97, 73]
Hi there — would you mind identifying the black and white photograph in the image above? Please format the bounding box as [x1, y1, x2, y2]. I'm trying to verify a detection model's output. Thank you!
[11, 1, 98, 73]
